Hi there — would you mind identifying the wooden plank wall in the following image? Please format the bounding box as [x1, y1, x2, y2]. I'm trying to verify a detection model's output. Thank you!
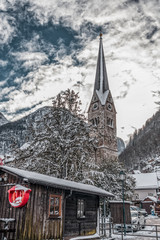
[110, 202, 131, 224]
[0, 171, 63, 240]
[142, 201, 153, 215]
[64, 193, 98, 238]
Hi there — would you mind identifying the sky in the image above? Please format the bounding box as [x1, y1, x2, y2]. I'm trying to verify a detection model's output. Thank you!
[0, 0, 160, 143]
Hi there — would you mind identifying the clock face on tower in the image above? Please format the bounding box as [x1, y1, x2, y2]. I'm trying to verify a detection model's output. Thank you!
[107, 103, 112, 111]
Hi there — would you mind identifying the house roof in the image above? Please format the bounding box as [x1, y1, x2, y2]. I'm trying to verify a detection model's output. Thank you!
[131, 172, 159, 190]
[0, 166, 114, 197]
[143, 196, 157, 203]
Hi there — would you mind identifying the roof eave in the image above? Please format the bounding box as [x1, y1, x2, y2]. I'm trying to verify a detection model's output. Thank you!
[27, 178, 114, 197]
[0, 166, 114, 198]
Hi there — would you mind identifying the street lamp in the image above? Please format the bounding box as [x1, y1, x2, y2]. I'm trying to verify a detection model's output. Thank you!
[120, 170, 126, 236]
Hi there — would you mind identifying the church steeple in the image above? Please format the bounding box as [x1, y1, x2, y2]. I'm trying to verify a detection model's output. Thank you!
[94, 33, 109, 105]
[88, 33, 118, 162]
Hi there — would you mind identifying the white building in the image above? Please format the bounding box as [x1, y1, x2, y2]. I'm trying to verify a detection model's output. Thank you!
[131, 172, 159, 201]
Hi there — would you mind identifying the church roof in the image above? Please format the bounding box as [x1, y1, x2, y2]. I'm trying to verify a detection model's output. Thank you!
[94, 34, 110, 105]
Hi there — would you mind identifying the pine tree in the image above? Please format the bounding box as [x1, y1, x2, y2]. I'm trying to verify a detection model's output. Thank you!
[87, 158, 135, 200]
[9, 90, 95, 181]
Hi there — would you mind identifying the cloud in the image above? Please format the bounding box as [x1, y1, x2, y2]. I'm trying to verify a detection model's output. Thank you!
[19, 33, 56, 56]
[0, 0, 7, 11]
[152, 90, 160, 107]
[11, 51, 49, 70]
[0, 81, 6, 87]
[0, 13, 16, 46]
[0, 86, 16, 101]
[0, 60, 8, 67]
[0, 0, 160, 142]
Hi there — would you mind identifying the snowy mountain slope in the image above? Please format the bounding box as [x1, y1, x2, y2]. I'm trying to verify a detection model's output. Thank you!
[0, 106, 52, 155]
[0, 106, 124, 157]
[117, 137, 125, 155]
[119, 109, 160, 171]
[0, 113, 9, 126]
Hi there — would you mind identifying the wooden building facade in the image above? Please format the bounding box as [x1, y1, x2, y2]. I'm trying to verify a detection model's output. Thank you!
[110, 201, 131, 224]
[0, 166, 113, 240]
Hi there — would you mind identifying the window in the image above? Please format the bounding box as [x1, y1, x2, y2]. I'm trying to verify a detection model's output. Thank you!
[91, 118, 99, 126]
[95, 117, 100, 125]
[49, 194, 62, 218]
[77, 199, 85, 218]
[107, 117, 113, 127]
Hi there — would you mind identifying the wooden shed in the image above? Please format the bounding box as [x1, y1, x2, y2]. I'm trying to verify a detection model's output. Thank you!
[142, 196, 157, 215]
[109, 201, 131, 224]
[0, 166, 113, 240]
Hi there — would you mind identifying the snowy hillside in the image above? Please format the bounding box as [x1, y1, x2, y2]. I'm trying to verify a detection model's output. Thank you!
[0, 106, 124, 157]
[119, 109, 160, 172]
[117, 137, 125, 155]
[0, 106, 52, 156]
[0, 113, 9, 126]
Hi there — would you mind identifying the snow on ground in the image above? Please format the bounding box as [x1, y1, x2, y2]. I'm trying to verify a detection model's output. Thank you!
[70, 233, 100, 240]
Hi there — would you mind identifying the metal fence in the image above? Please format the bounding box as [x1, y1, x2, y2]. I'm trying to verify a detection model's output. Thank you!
[100, 217, 160, 239]
[112, 224, 160, 240]
[100, 216, 112, 238]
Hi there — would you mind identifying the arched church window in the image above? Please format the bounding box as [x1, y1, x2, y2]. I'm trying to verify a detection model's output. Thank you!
[95, 118, 98, 125]
[107, 117, 113, 128]
[91, 118, 99, 126]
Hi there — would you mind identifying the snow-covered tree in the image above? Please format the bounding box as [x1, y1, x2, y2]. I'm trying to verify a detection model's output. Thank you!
[52, 89, 82, 117]
[9, 90, 95, 181]
[8, 89, 135, 199]
[86, 158, 135, 200]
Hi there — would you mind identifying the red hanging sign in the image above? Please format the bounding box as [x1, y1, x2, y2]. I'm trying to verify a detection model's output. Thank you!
[8, 185, 31, 208]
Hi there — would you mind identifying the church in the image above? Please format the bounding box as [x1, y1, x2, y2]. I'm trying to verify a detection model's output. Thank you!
[88, 33, 118, 162]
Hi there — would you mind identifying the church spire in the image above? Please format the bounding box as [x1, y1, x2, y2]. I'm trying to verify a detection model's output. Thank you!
[88, 33, 118, 161]
[94, 33, 109, 105]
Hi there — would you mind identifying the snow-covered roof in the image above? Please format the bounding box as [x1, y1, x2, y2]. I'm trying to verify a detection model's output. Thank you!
[143, 196, 157, 203]
[131, 173, 159, 190]
[0, 166, 113, 197]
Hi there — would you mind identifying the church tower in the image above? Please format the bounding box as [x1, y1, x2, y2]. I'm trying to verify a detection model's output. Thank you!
[88, 33, 118, 161]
